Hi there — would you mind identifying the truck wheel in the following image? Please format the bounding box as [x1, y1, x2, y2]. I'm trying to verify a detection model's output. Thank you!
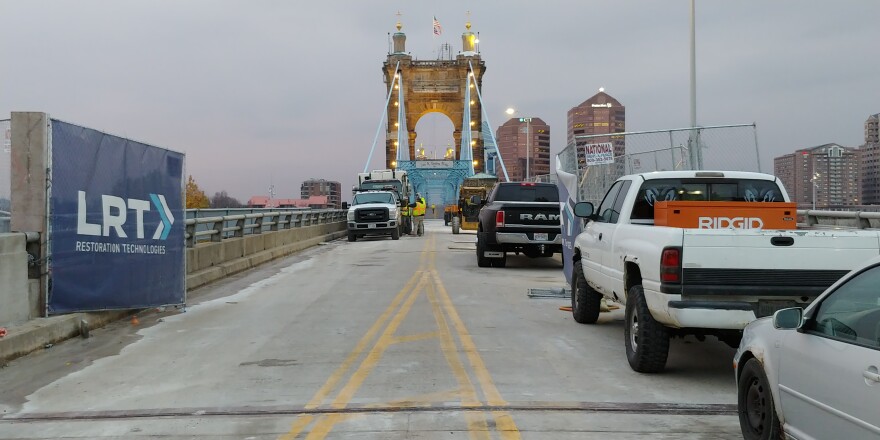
[491, 252, 507, 268]
[624, 285, 670, 373]
[391, 227, 400, 240]
[476, 232, 490, 267]
[348, 232, 356, 242]
[738, 358, 782, 440]
[452, 217, 460, 234]
[571, 263, 601, 324]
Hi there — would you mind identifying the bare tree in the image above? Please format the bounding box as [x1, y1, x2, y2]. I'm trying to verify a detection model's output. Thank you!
[210, 191, 243, 208]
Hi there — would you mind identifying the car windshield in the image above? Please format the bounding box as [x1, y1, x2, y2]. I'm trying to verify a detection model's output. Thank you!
[353, 193, 394, 205]
[631, 178, 785, 220]
[494, 184, 559, 202]
[360, 181, 402, 192]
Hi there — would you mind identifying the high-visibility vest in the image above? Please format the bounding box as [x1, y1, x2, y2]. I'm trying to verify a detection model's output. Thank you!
[413, 198, 426, 217]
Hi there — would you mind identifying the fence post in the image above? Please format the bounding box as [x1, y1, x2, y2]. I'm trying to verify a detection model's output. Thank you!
[211, 219, 223, 242]
[253, 214, 263, 234]
[233, 217, 245, 238]
[185, 222, 195, 247]
[857, 212, 871, 229]
[269, 213, 279, 231]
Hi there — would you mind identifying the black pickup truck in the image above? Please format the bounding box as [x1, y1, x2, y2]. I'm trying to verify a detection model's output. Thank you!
[475, 182, 562, 268]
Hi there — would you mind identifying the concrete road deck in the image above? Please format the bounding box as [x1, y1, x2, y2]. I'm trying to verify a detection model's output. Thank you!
[0, 220, 740, 439]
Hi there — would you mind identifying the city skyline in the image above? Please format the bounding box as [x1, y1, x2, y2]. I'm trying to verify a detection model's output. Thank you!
[1, 2, 879, 201]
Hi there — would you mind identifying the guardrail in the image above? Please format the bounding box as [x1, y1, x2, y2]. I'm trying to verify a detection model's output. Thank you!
[185, 208, 346, 248]
[797, 209, 880, 230]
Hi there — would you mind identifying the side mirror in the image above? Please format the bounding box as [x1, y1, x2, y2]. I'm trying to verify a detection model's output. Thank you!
[469, 195, 482, 205]
[342, 202, 349, 209]
[573, 202, 594, 218]
[772, 307, 803, 330]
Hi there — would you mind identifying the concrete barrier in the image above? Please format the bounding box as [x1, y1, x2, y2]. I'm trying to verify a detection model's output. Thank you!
[0, 233, 29, 327]
[185, 222, 346, 290]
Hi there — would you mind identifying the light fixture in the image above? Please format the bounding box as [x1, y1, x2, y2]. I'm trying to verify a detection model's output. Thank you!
[506, 108, 515, 115]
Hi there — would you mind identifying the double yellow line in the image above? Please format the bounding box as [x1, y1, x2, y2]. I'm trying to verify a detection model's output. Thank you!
[279, 234, 520, 439]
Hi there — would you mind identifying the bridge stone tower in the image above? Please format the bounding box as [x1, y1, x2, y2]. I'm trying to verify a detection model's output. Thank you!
[383, 20, 486, 173]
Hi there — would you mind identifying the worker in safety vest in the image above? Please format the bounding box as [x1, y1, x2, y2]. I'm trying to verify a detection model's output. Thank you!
[409, 194, 427, 236]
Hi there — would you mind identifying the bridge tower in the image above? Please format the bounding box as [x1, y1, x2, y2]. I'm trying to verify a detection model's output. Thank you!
[378, 18, 494, 208]
[382, 20, 486, 174]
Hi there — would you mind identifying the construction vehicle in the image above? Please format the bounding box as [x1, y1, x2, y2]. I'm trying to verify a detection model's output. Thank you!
[354, 169, 412, 234]
[451, 173, 498, 234]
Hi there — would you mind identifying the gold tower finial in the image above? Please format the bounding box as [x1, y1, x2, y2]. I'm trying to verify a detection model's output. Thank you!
[395, 10, 402, 31]
[465, 10, 471, 30]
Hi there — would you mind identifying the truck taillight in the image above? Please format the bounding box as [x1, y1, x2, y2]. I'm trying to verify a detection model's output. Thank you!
[660, 247, 682, 283]
[496, 211, 505, 228]
[521, 182, 536, 186]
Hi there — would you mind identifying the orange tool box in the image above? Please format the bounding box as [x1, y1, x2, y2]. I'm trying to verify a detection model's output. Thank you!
[654, 201, 798, 230]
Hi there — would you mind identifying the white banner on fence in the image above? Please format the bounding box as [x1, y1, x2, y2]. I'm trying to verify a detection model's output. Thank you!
[584, 142, 614, 166]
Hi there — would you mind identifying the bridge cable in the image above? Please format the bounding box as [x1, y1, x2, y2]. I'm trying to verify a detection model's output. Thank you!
[364, 61, 400, 173]
[468, 61, 510, 182]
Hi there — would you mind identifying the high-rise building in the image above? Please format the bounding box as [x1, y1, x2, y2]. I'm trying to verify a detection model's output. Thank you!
[567, 90, 625, 204]
[495, 117, 550, 181]
[774, 143, 860, 209]
[300, 179, 342, 208]
[860, 113, 880, 204]
[866, 113, 879, 144]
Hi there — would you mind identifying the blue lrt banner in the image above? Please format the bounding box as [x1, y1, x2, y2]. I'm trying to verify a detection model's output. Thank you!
[47, 120, 185, 313]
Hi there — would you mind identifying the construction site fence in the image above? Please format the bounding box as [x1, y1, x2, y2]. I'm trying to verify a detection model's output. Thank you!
[557, 124, 761, 206]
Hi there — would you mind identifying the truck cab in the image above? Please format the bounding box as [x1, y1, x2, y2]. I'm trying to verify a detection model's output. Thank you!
[346, 191, 401, 242]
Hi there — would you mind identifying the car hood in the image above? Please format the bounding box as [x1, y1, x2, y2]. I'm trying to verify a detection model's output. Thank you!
[349, 203, 396, 212]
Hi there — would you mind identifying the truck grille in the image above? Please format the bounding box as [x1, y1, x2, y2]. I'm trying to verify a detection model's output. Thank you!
[356, 208, 389, 223]
[683, 269, 849, 288]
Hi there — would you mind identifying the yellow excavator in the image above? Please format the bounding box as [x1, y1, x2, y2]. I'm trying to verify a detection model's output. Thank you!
[451, 173, 498, 234]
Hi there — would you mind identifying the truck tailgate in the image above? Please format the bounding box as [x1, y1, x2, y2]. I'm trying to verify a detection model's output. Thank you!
[680, 229, 880, 296]
[501, 202, 561, 227]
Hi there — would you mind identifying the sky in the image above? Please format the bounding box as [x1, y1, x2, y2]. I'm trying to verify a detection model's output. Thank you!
[2, 1, 878, 203]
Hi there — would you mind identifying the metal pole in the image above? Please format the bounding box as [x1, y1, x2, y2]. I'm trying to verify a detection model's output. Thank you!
[812, 180, 816, 210]
[752, 123, 762, 173]
[668, 131, 676, 170]
[689, 0, 701, 170]
[365, 61, 400, 173]
[526, 119, 531, 181]
[690, 0, 697, 132]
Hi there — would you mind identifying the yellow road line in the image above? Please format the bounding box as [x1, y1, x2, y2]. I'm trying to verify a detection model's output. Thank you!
[301, 275, 426, 436]
[425, 280, 490, 439]
[430, 268, 522, 439]
[279, 237, 433, 439]
[304, 270, 421, 410]
[277, 414, 313, 440]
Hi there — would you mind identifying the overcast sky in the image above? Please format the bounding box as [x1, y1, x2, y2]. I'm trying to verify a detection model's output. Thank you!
[2, 1, 878, 202]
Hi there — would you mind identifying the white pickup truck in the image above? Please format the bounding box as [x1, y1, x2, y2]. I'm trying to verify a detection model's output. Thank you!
[571, 171, 880, 373]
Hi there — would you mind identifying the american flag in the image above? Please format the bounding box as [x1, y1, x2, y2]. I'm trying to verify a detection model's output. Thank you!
[433, 16, 442, 35]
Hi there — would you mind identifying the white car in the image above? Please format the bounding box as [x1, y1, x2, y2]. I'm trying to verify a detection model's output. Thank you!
[734, 256, 880, 440]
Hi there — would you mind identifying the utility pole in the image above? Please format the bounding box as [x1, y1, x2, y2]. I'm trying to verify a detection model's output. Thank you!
[521, 118, 532, 181]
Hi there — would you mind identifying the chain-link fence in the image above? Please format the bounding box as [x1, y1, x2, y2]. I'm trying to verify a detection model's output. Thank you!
[557, 124, 761, 205]
[1, 120, 10, 233]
